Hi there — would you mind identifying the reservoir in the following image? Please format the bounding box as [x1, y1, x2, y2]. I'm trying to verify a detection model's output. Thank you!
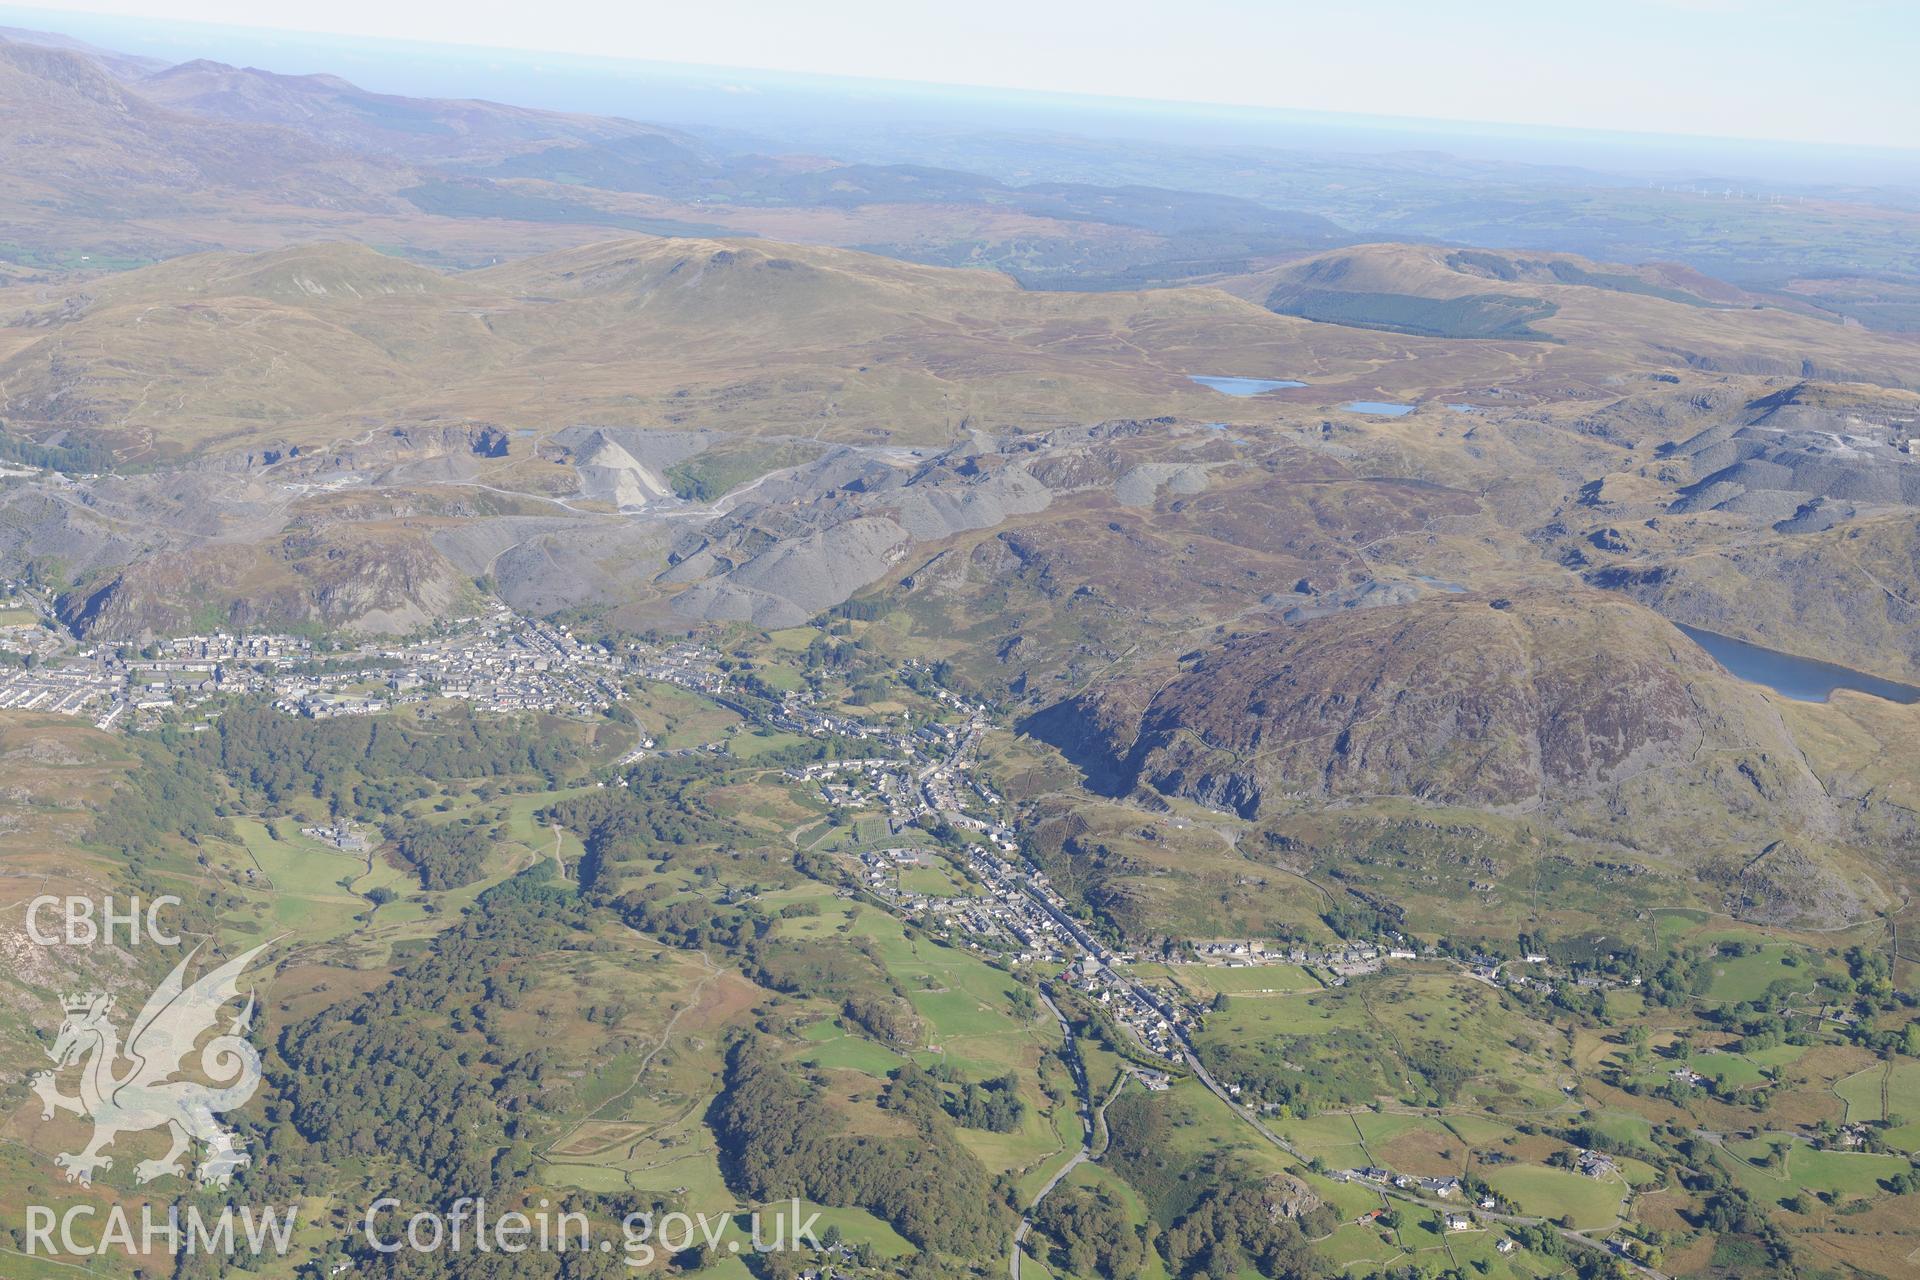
[1189, 375, 1307, 396]
[1677, 625, 1920, 704]
[1342, 400, 1416, 416]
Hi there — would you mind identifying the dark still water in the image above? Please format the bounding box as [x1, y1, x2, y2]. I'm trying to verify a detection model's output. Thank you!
[1677, 625, 1920, 704]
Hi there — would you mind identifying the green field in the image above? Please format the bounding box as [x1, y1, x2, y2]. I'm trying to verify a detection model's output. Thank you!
[767, 626, 819, 651]
[627, 680, 743, 748]
[1687, 1051, 1768, 1089]
[731, 727, 806, 758]
[1885, 1120, 1920, 1154]
[226, 816, 396, 942]
[1788, 1145, 1908, 1197]
[1276, 1112, 1371, 1161]
[1197, 971, 1568, 1113]
[1443, 1228, 1564, 1280]
[1581, 1111, 1653, 1150]
[1743, 1042, 1808, 1070]
[897, 859, 978, 898]
[1835, 1060, 1920, 1126]
[799, 1028, 912, 1074]
[1165, 962, 1318, 996]
[1319, 1220, 1402, 1270]
[1484, 1165, 1625, 1228]
[1702, 946, 1816, 1004]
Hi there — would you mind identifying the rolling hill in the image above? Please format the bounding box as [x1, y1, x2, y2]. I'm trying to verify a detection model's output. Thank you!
[1215, 244, 1920, 389]
[0, 38, 407, 217]
[0, 236, 1422, 458]
[1013, 584, 1906, 929]
[135, 58, 719, 174]
[0, 29, 1353, 289]
[9, 234, 1919, 467]
[1024, 588, 1824, 814]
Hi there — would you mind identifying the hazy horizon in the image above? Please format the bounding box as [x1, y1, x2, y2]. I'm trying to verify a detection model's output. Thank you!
[8, 1, 1918, 190]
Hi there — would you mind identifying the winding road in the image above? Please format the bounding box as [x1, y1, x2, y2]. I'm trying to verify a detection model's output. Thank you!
[1011, 987, 1093, 1279]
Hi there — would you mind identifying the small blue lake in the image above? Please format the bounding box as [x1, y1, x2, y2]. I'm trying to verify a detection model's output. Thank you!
[1342, 401, 1416, 416]
[1189, 375, 1307, 396]
[1678, 625, 1920, 704]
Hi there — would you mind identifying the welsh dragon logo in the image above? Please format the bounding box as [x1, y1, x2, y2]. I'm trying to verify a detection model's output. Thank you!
[30, 941, 272, 1188]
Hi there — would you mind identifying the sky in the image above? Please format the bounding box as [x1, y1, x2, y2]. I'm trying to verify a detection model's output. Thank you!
[19, 0, 1920, 149]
